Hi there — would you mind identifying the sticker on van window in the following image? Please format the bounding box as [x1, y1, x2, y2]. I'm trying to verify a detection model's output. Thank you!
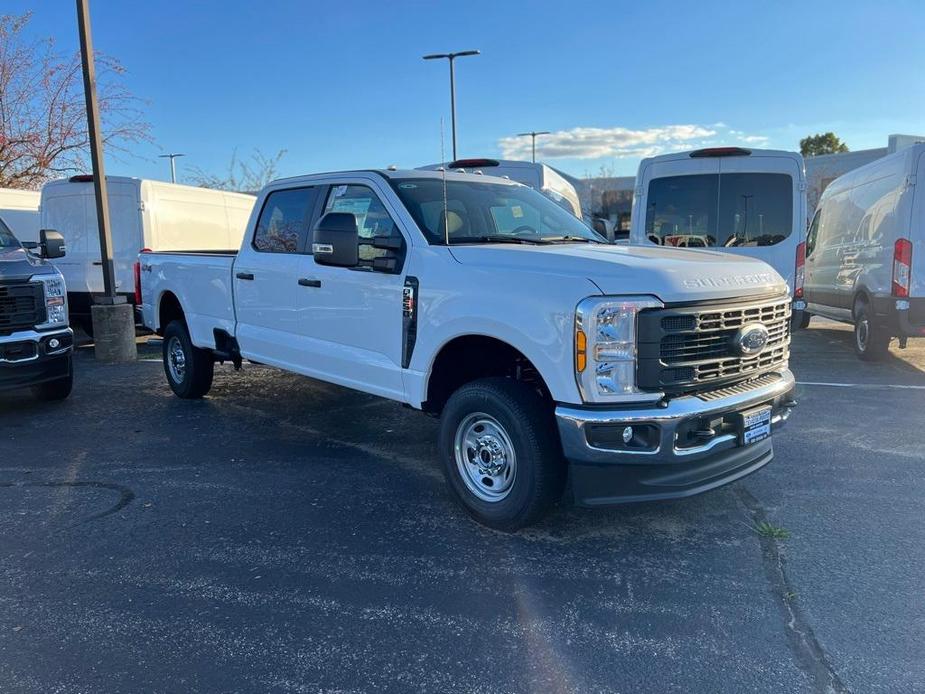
[398, 183, 417, 189]
[512, 206, 524, 218]
[332, 185, 348, 197]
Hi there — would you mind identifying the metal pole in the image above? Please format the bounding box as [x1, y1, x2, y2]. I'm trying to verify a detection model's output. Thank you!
[448, 57, 457, 161]
[531, 134, 536, 163]
[169, 157, 176, 183]
[517, 131, 550, 164]
[76, 0, 117, 301]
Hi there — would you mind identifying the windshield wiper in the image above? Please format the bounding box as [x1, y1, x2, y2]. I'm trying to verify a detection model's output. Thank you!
[541, 235, 604, 244]
[448, 235, 546, 245]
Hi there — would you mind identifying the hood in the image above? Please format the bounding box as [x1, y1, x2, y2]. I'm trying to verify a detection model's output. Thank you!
[448, 243, 788, 304]
[0, 246, 56, 282]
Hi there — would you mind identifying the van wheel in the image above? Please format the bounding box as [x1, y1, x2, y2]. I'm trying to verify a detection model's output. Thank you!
[792, 311, 811, 330]
[854, 303, 891, 361]
[438, 378, 566, 531]
[163, 320, 214, 398]
[33, 357, 74, 401]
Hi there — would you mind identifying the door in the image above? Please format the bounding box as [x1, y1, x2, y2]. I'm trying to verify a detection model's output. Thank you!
[634, 157, 720, 247]
[296, 182, 409, 400]
[233, 186, 322, 367]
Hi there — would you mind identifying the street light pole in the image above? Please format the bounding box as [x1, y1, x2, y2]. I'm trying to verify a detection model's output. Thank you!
[516, 130, 551, 163]
[76, 0, 116, 301]
[159, 153, 185, 183]
[422, 50, 479, 161]
[76, 0, 136, 362]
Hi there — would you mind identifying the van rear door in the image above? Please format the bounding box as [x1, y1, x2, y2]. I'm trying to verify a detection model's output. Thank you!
[41, 184, 93, 293]
[912, 147, 925, 299]
[634, 151, 805, 290]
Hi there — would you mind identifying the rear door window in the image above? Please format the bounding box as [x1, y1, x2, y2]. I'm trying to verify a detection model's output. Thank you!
[253, 187, 318, 253]
[645, 173, 793, 247]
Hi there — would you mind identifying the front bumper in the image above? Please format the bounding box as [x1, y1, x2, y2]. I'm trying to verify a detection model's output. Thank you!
[0, 328, 74, 392]
[556, 369, 796, 507]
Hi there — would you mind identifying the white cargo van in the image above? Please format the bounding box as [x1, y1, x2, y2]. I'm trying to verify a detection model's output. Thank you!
[40, 176, 255, 333]
[0, 188, 41, 244]
[417, 159, 583, 218]
[630, 148, 808, 325]
[804, 143, 925, 359]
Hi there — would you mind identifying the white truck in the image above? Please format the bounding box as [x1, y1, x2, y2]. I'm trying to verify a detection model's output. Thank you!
[40, 176, 255, 335]
[0, 188, 41, 244]
[140, 169, 796, 530]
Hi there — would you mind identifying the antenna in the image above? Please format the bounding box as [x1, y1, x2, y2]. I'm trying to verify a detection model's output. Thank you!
[441, 117, 450, 246]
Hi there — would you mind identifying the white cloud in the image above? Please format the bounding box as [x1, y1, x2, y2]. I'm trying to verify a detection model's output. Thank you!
[497, 124, 769, 161]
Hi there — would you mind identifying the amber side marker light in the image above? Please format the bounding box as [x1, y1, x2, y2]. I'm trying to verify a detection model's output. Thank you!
[576, 329, 587, 372]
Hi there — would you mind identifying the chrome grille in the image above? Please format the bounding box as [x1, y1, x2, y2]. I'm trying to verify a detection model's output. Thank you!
[637, 295, 791, 393]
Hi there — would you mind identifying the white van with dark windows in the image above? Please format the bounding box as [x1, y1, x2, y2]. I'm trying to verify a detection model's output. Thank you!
[804, 143, 925, 359]
[630, 148, 808, 326]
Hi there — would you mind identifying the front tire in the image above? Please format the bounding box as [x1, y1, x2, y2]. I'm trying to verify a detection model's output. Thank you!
[854, 303, 891, 361]
[163, 320, 214, 398]
[438, 378, 566, 531]
[32, 356, 73, 401]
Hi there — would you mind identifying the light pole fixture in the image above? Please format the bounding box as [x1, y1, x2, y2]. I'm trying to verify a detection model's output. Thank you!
[516, 131, 551, 163]
[159, 153, 185, 183]
[422, 50, 480, 161]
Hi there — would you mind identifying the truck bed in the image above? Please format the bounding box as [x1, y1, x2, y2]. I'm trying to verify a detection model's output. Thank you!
[139, 250, 237, 348]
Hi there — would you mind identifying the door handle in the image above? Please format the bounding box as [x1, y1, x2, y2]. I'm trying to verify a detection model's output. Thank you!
[236, 272, 255, 280]
[298, 278, 322, 288]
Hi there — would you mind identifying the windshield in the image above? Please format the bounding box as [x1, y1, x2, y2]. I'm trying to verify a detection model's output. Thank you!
[645, 173, 793, 248]
[0, 217, 22, 249]
[390, 178, 604, 245]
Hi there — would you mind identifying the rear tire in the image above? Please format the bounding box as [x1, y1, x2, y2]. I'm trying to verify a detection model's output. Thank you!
[854, 303, 891, 361]
[792, 311, 811, 330]
[163, 320, 214, 398]
[32, 356, 73, 401]
[438, 378, 566, 531]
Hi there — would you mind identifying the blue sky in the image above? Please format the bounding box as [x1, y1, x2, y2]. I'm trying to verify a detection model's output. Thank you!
[9, 0, 925, 182]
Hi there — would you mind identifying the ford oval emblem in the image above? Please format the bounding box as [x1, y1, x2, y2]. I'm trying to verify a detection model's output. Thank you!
[734, 323, 770, 356]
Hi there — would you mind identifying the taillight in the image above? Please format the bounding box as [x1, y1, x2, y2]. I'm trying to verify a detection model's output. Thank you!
[892, 238, 913, 298]
[134, 248, 151, 305]
[794, 242, 806, 299]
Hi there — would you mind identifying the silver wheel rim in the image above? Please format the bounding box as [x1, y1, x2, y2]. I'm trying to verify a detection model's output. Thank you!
[167, 336, 187, 383]
[454, 413, 517, 503]
[856, 317, 869, 352]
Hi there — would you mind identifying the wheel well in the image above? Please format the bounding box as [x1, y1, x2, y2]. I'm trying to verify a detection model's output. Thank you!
[423, 335, 551, 415]
[157, 292, 185, 335]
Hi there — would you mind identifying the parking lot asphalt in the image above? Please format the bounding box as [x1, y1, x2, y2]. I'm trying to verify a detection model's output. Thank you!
[1, 319, 923, 693]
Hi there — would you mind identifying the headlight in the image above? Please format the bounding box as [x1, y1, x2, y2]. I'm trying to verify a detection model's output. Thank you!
[575, 295, 662, 403]
[32, 274, 68, 329]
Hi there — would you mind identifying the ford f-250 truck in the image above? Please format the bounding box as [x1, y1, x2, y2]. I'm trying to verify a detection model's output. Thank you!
[139, 169, 796, 530]
[1, 221, 73, 400]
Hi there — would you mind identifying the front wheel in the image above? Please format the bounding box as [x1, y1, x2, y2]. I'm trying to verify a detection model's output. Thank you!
[163, 320, 214, 398]
[438, 378, 566, 531]
[32, 356, 73, 401]
[854, 304, 891, 361]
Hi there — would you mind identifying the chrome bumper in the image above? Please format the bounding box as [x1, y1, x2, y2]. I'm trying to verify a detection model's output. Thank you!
[556, 369, 796, 506]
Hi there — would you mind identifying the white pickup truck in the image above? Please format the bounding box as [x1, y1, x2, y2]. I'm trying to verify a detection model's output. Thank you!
[139, 169, 796, 530]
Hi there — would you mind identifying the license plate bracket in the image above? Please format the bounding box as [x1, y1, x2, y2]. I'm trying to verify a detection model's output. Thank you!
[738, 406, 772, 446]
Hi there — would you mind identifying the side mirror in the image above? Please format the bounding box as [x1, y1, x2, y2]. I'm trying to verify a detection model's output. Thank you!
[40, 229, 66, 259]
[312, 213, 358, 268]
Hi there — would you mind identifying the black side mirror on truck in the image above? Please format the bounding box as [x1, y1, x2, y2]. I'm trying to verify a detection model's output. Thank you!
[23, 229, 67, 259]
[313, 213, 358, 268]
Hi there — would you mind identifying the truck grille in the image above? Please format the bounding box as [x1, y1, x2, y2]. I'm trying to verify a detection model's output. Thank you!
[0, 282, 44, 335]
[637, 295, 791, 394]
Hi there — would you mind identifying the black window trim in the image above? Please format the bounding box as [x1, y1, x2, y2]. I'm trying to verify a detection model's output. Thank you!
[251, 185, 321, 255]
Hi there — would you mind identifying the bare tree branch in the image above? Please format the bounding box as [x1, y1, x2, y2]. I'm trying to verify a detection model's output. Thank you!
[187, 148, 287, 193]
[0, 12, 152, 189]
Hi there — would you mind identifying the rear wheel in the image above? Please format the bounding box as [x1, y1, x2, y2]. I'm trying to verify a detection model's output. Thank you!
[32, 356, 73, 401]
[438, 378, 565, 531]
[792, 311, 811, 330]
[854, 303, 891, 361]
[163, 320, 214, 398]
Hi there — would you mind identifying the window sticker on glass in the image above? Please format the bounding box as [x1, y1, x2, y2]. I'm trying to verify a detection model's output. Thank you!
[332, 185, 348, 197]
[512, 205, 524, 218]
[398, 183, 417, 189]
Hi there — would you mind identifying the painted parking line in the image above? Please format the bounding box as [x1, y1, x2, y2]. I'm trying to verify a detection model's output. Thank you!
[798, 381, 925, 390]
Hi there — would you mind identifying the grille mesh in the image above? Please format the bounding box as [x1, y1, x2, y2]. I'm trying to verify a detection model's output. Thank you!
[0, 283, 43, 334]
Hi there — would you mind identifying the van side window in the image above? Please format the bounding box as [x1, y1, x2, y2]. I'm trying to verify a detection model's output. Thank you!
[323, 185, 405, 267]
[253, 187, 318, 253]
[805, 211, 820, 256]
